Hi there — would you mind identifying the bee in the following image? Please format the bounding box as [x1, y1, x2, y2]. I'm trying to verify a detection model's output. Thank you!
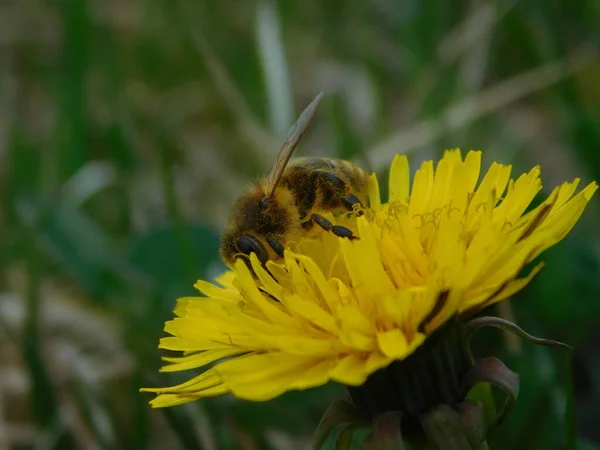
[220, 93, 371, 267]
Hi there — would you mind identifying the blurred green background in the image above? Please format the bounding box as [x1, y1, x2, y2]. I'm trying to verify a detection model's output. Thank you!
[1, 0, 599, 449]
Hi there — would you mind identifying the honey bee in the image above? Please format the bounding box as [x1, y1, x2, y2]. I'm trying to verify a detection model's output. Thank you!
[220, 93, 371, 267]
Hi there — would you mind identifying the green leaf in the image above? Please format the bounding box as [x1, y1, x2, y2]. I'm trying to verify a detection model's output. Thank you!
[2, 131, 42, 227]
[255, 0, 294, 138]
[29, 200, 146, 299]
[56, 0, 90, 181]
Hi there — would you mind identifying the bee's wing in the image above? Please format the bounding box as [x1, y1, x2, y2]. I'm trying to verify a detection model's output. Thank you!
[265, 92, 324, 197]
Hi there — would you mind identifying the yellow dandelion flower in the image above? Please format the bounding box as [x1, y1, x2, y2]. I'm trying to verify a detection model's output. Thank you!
[142, 149, 597, 408]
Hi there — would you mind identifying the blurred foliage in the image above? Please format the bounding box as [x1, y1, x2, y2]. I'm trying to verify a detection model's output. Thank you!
[0, 0, 599, 449]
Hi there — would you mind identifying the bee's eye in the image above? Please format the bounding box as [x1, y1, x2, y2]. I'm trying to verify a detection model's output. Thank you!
[236, 235, 268, 263]
[260, 197, 270, 209]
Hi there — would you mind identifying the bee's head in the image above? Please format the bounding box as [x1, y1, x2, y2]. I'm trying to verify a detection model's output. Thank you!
[221, 192, 276, 266]
[220, 189, 289, 267]
[220, 226, 268, 267]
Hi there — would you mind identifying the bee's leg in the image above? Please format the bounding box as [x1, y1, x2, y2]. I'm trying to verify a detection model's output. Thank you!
[306, 213, 357, 240]
[315, 171, 364, 212]
[343, 194, 363, 211]
[266, 236, 285, 257]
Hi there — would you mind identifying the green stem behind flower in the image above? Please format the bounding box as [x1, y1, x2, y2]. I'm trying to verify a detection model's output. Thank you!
[564, 352, 576, 450]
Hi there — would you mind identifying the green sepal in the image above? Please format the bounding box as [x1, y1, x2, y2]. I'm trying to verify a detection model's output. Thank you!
[465, 316, 571, 350]
[313, 399, 365, 450]
[465, 382, 496, 429]
[461, 357, 519, 425]
[456, 400, 487, 448]
[336, 423, 369, 450]
[463, 315, 570, 428]
[359, 411, 404, 450]
[419, 404, 471, 450]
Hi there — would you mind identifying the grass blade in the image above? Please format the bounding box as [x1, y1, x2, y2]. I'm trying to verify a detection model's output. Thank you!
[255, 0, 294, 138]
